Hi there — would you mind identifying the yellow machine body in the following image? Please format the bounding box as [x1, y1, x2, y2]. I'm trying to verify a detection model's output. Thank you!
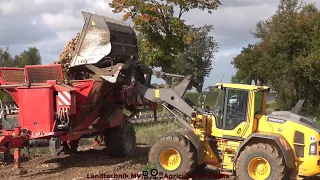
[191, 83, 320, 178]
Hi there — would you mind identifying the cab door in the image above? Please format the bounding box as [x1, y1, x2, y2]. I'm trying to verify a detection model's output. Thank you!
[212, 88, 253, 139]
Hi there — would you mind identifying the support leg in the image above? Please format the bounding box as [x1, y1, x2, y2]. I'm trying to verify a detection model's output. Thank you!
[14, 126, 21, 168]
[14, 148, 20, 168]
[153, 110, 157, 121]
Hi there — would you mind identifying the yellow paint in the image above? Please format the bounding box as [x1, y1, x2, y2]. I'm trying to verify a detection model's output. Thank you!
[202, 141, 220, 166]
[92, 21, 96, 26]
[248, 157, 271, 179]
[216, 83, 269, 91]
[159, 148, 181, 171]
[257, 117, 320, 177]
[222, 153, 234, 170]
[155, 89, 160, 98]
[173, 83, 320, 177]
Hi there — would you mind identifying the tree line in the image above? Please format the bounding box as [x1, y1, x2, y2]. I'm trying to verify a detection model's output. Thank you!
[4, 1, 316, 112]
[231, 0, 320, 113]
[110, 0, 221, 106]
[0, 46, 41, 68]
[0, 46, 41, 101]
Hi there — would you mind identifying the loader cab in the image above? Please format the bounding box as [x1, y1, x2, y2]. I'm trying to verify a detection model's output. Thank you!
[211, 83, 269, 139]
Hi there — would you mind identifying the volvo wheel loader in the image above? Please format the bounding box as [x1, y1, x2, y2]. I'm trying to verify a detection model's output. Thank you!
[135, 76, 320, 180]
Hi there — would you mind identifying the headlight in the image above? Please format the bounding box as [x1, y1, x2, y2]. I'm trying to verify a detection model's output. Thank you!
[309, 142, 317, 155]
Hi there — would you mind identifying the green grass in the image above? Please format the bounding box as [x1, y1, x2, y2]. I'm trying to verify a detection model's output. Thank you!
[134, 119, 180, 144]
[14, 119, 180, 157]
[266, 101, 278, 114]
[186, 91, 218, 108]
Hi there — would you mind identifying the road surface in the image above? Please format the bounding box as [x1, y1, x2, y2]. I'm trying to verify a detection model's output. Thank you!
[266, 92, 277, 104]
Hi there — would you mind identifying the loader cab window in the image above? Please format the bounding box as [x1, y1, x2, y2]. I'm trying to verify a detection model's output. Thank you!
[213, 88, 225, 129]
[254, 91, 263, 114]
[224, 89, 249, 130]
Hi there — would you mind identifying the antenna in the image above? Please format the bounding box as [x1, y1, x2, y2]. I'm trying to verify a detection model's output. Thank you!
[220, 73, 225, 83]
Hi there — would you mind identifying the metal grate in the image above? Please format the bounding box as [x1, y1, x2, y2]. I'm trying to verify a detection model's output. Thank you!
[25, 65, 63, 83]
[0, 68, 25, 83]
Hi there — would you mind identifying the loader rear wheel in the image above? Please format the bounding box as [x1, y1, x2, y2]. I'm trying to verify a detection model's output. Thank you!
[0, 151, 9, 162]
[236, 143, 288, 180]
[109, 120, 136, 157]
[148, 134, 197, 176]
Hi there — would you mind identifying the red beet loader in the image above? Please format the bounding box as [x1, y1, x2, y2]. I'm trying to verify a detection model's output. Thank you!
[0, 11, 157, 168]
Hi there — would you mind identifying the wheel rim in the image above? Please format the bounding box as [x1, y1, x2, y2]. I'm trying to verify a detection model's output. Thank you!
[248, 157, 271, 179]
[159, 148, 181, 171]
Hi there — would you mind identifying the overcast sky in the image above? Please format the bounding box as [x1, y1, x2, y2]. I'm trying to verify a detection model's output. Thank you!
[0, 0, 320, 88]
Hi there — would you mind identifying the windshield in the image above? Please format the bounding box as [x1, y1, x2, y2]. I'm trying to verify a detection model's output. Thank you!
[230, 95, 237, 100]
[214, 88, 225, 114]
[213, 88, 225, 129]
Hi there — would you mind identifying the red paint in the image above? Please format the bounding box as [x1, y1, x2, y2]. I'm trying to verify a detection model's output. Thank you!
[0, 64, 157, 169]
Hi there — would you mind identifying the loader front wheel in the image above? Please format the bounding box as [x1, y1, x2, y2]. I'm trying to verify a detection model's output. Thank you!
[236, 143, 288, 180]
[148, 134, 197, 176]
[109, 120, 136, 157]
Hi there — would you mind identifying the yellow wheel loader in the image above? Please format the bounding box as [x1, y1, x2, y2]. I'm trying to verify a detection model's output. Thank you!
[135, 75, 320, 180]
[67, 11, 320, 179]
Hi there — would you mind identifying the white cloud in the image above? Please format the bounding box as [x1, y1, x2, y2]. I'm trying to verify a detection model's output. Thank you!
[41, 13, 82, 31]
[0, 0, 65, 16]
[2, 0, 320, 86]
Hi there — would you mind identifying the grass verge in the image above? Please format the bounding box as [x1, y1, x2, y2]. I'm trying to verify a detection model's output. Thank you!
[12, 119, 178, 157]
[134, 119, 180, 145]
[266, 101, 278, 114]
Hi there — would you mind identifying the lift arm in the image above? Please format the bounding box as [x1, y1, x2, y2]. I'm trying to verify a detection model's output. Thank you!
[135, 74, 198, 131]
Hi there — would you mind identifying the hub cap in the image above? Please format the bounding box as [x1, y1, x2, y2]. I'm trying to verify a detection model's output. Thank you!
[159, 148, 181, 171]
[248, 157, 271, 179]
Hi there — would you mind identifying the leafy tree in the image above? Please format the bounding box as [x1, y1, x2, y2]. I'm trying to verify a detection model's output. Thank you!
[231, 44, 267, 84]
[232, 0, 320, 112]
[0, 47, 16, 67]
[110, 0, 221, 87]
[0, 46, 42, 102]
[17, 46, 42, 67]
[174, 25, 218, 106]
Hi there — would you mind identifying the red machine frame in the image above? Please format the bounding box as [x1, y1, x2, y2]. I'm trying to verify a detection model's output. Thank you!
[0, 64, 156, 168]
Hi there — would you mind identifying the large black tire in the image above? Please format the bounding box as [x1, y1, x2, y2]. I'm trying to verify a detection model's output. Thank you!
[236, 143, 288, 180]
[0, 151, 9, 162]
[148, 134, 197, 176]
[195, 163, 207, 171]
[104, 129, 111, 149]
[109, 120, 136, 157]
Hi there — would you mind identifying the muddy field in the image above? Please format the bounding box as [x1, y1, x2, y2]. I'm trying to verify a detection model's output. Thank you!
[0, 144, 224, 180]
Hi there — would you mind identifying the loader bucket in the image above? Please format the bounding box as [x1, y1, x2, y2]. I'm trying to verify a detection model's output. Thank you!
[70, 11, 138, 68]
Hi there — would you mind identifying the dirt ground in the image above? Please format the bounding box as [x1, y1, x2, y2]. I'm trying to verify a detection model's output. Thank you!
[0, 144, 223, 180]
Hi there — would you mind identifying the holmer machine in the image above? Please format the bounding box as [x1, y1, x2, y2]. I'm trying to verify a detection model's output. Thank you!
[0, 11, 158, 167]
